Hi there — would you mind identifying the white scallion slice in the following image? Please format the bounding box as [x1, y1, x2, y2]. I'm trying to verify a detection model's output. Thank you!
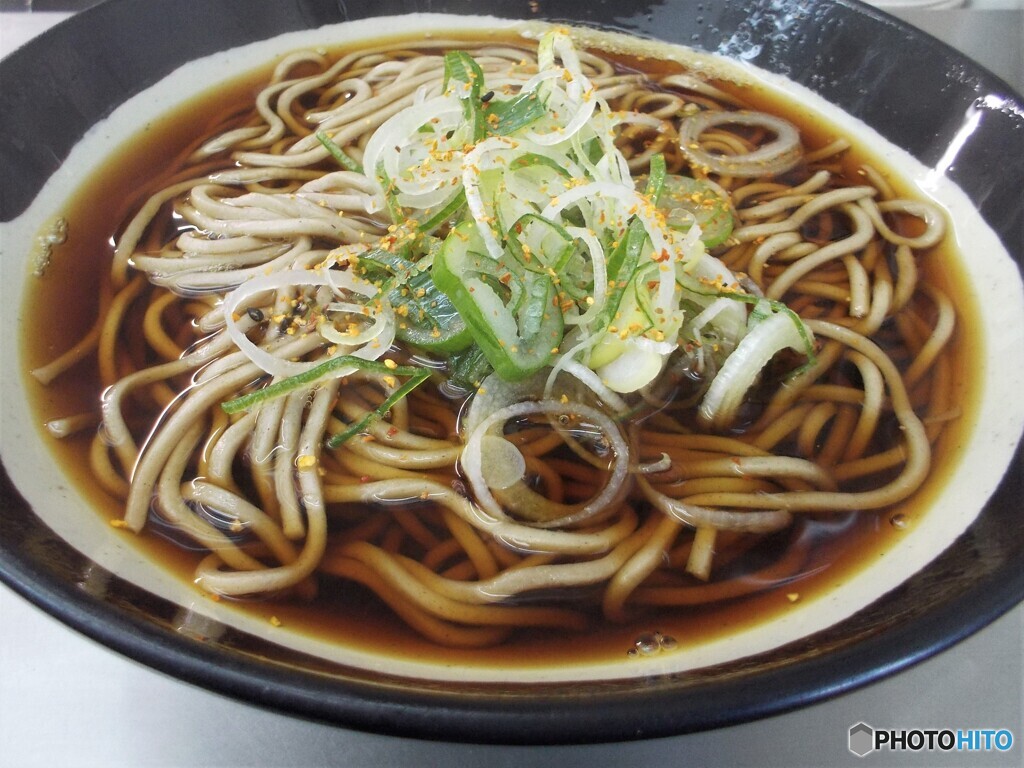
[698, 311, 809, 429]
[462, 399, 630, 529]
[679, 110, 802, 178]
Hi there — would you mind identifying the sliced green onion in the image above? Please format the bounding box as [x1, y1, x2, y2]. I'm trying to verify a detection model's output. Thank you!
[747, 298, 774, 328]
[631, 262, 662, 329]
[595, 217, 649, 331]
[486, 91, 548, 135]
[326, 367, 431, 447]
[316, 130, 364, 174]
[508, 152, 573, 178]
[506, 213, 575, 274]
[317, 35, 814, 405]
[677, 272, 816, 365]
[415, 189, 467, 233]
[377, 165, 407, 225]
[448, 344, 493, 389]
[222, 355, 424, 415]
[645, 153, 667, 202]
[356, 246, 415, 292]
[433, 221, 563, 380]
[354, 247, 472, 353]
[443, 51, 486, 142]
[658, 175, 735, 248]
[392, 268, 474, 353]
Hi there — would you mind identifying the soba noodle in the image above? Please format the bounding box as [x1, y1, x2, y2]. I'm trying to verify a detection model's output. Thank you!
[35, 29, 955, 648]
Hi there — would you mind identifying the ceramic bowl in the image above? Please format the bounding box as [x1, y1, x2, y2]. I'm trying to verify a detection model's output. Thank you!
[1, 0, 1022, 743]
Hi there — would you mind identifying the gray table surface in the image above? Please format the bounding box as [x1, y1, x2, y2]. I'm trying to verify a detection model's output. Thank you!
[1, 7, 1022, 767]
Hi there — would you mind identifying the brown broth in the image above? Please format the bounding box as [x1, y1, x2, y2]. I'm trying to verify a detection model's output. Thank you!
[20, 33, 983, 670]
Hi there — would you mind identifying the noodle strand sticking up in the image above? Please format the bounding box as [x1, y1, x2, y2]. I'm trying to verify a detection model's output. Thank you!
[36, 29, 958, 649]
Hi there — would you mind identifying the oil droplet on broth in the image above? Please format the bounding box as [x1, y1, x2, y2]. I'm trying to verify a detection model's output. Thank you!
[628, 631, 679, 658]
